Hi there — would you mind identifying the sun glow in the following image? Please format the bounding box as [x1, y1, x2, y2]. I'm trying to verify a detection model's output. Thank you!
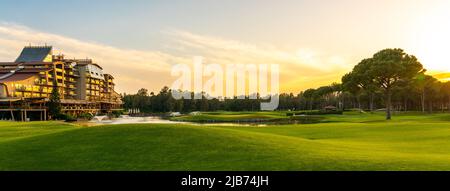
[410, 2, 450, 73]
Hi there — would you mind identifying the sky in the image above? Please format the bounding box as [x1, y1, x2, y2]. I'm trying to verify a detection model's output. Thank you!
[0, 0, 449, 94]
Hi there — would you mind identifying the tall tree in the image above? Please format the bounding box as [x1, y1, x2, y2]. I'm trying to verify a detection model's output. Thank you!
[48, 83, 62, 119]
[303, 89, 316, 110]
[342, 72, 363, 111]
[351, 49, 424, 120]
[330, 83, 343, 110]
[414, 74, 441, 113]
[443, 82, 450, 112]
[352, 59, 379, 111]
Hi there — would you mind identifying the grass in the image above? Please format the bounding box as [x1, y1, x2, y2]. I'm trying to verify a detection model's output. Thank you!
[1, 112, 450, 170]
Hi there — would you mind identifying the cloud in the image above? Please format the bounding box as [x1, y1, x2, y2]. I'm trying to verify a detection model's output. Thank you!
[166, 30, 353, 92]
[0, 22, 189, 93]
[0, 22, 352, 94]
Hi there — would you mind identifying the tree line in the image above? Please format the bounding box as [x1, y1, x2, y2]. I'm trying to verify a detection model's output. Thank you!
[122, 48, 450, 120]
[122, 86, 266, 113]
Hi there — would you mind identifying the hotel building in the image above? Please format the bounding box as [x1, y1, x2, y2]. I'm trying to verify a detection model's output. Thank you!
[0, 46, 122, 121]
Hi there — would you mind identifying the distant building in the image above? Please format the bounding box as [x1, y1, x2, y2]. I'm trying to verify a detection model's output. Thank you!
[0, 46, 122, 121]
[323, 105, 337, 111]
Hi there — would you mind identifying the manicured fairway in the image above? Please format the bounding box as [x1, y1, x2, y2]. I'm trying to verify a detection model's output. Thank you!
[171, 111, 289, 122]
[1, 113, 450, 170]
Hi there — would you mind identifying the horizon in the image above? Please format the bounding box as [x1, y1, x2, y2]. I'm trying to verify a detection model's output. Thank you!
[1, 0, 449, 94]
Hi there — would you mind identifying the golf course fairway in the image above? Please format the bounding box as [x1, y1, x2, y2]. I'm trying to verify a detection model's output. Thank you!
[1, 112, 450, 171]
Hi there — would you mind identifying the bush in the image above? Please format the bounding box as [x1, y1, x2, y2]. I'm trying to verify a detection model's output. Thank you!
[111, 110, 124, 118]
[78, 113, 94, 120]
[55, 113, 77, 122]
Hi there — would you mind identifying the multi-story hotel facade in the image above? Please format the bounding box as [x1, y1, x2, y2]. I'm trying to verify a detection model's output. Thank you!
[0, 46, 122, 121]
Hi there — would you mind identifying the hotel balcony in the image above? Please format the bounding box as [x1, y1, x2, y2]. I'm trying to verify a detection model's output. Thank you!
[64, 77, 75, 82]
[34, 81, 46, 86]
[16, 86, 51, 94]
[65, 84, 76, 89]
[87, 86, 100, 91]
[64, 71, 75, 76]
[55, 68, 64, 73]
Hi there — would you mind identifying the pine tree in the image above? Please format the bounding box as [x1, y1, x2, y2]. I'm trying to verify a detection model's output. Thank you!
[48, 83, 61, 119]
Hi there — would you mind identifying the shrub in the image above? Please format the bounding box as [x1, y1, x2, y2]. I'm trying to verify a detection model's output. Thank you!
[78, 113, 94, 120]
[55, 113, 77, 121]
[111, 110, 124, 118]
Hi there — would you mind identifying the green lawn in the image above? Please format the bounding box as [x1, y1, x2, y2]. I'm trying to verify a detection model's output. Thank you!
[1, 112, 450, 170]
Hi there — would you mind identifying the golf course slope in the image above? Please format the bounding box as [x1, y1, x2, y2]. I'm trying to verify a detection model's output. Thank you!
[1, 113, 450, 170]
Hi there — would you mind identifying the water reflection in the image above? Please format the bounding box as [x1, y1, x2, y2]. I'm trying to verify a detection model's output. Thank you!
[77, 115, 267, 127]
[89, 115, 184, 125]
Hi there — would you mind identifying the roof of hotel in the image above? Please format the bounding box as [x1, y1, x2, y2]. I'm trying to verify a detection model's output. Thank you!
[76, 62, 103, 70]
[104, 74, 114, 79]
[0, 73, 37, 83]
[15, 46, 52, 62]
[0, 61, 53, 66]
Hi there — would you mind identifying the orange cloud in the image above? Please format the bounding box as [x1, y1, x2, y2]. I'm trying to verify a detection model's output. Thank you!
[0, 22, 352, 94]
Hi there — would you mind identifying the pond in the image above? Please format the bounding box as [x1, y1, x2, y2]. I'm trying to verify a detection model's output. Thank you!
[77, 115, 268, 127]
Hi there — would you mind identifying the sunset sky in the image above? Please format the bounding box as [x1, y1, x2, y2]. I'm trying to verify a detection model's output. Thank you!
[0, 0, 449, 94]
